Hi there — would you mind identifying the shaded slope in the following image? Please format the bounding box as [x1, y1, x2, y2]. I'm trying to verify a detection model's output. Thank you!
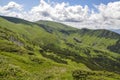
[36, 21, 120, 51]
[108, 39, 120, 54]
[0, 16, 120, 80]
[0, 15, 33, 25]
[77, 28, 120, 39]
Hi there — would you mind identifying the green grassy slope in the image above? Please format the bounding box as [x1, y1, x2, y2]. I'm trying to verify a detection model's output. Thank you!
[0, 16, 120, 80]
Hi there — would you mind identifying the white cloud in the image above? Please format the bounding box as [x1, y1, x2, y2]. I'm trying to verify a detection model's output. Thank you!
[88, 1, 120, 29]
[29, 0, 90, 22]
[0, 1, 23, 13]
[0, 0, 120, 29]
[65, 1, 120, 29]
[0, 1, 23, 17]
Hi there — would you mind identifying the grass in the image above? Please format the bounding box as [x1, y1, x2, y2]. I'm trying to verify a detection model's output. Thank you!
[1, 50, 120, 80]
[0, 16, 120, 80]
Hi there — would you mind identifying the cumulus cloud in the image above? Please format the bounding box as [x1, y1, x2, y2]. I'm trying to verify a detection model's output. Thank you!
[29, 0, 90, 22]
[0, 1, 23, 13]
[65, 1, 120, 29]
[0, 0, 120, 29]
[0, 1, 23, 17]
[88, 1, 120, 29]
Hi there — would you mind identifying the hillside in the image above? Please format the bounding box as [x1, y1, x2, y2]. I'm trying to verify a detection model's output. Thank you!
[0, 16, 120, 80]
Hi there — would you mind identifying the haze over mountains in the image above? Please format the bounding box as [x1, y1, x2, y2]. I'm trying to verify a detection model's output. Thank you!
[0, 0, 120, 80]
[0, 15, 120, 80]
[111, 29, 120, 34]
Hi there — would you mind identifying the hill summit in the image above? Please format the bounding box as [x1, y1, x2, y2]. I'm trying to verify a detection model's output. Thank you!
[0, 16, 120, 80]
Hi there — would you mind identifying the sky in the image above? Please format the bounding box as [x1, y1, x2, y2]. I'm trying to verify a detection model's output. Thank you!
[0, 0, 120, 29]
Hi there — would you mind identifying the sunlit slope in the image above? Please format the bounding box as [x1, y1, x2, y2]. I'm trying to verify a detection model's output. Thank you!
[0, 16, 120, 80]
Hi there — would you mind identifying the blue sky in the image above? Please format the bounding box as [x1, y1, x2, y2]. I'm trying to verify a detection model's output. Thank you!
[0, 0, 40, 11]
[0, 0, 120, 29]
[52, 0, 120, 8]
[0, 0, 120, 11]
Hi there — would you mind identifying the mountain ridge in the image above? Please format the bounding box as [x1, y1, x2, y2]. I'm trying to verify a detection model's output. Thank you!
[110, 29, 120, 34]
[0, 15, 120, 80]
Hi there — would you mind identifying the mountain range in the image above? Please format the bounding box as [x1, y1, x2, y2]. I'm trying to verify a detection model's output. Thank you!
[110, 29, 120, 34]
[0, 15, 120, 80]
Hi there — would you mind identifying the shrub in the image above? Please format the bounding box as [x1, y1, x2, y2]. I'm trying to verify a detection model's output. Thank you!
[29, 56, 44, 64]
